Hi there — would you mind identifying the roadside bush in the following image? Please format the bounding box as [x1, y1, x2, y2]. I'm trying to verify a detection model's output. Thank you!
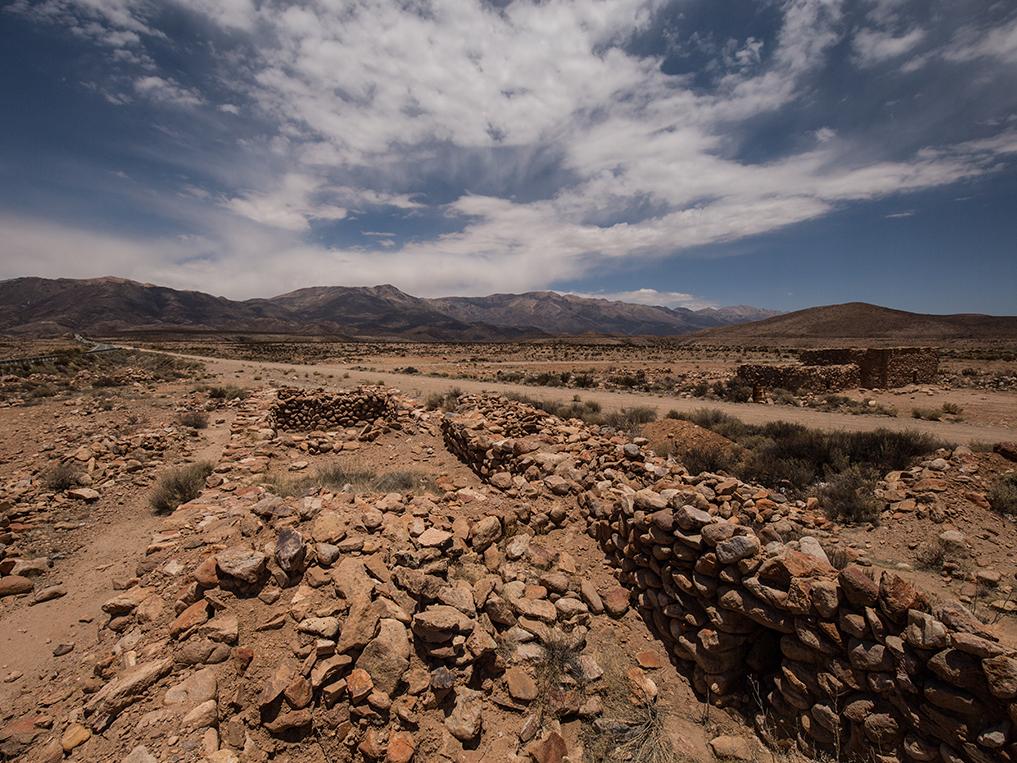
[815, 465, 882, 525]
[988, 473, 1017, 516]
[150, 461, 213, 513]
[178, 411, 209, 429]
[43, 462, 81, 491]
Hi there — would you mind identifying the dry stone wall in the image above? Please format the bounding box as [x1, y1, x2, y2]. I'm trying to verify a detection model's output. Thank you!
[735, 363, 861, 395]
[442, 395, 1017, 763]
[270, 386, 395, 432]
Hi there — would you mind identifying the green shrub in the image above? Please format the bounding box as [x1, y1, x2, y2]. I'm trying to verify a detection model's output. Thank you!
[815, 466, 882, 525]
[150, 461, 213, 513]
[988, 473, 1017, 516]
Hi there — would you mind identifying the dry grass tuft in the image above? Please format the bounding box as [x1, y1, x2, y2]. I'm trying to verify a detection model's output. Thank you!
[150, 461, 214, 513]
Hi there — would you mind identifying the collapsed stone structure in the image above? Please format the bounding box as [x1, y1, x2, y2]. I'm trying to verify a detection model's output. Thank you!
[736, 347, 939, 397]
[442, 394, 1016, 763]
[270, 386, 395, 432]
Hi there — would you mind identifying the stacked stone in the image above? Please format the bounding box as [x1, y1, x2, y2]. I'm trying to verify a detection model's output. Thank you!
[270, 386, 394, 432]
[735, 363, 861, 394]
[442, 395, 1017, 763]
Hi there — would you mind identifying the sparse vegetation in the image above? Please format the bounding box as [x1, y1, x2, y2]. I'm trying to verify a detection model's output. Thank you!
[178, 410, 209, 429]
[669, 408, 945, 495]
[988, 473, 1017, 516]
[150, 461, 214, 513]
[912, 402, 963, 421]
[814, 465, 882, 525]
[266, 463, 436, 497]
[206, 384, 249, 401]
[42, 462, 82, 491]
[507, 393, 656, 433]
[425, 387, 463, 411]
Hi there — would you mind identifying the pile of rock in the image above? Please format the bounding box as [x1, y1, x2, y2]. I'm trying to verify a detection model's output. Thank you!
[270, 387, 396, 435]
[5, 390, 638, 763]
[442, 394, 1017, 763]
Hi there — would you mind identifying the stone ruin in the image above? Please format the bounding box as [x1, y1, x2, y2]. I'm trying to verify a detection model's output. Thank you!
[269, 386, 395, 432]
[442, 394, 1016, 763]
[736, 347, 939, 399]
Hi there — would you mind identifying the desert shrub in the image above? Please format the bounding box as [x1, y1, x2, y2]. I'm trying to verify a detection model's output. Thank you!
[43, 462, 81, 491]
[572, 373, 595, 388]
[691, 380, 711, 397]
[92, 374, 122, 388]
[269, 465, 435, 497]
[599, 406, 657, 434]
[815, 466, 882, 525]
[207, 384, 248, 401]
[150, 461, 213, 513]
[681, 442, 737, 476]
[915, 537, 947, 570]
[988, 473, 1017, 516]
[941, 402, 963, 415]
[673, 411, 944, 494]
[424, 387, 462, 411]
[401, 366, 420, 374]
[670, 408, 747, 440]
[178, 411, 209, 429]
[772, 387, 797, 405]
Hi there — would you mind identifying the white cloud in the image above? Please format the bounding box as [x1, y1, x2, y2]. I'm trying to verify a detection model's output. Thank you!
[133, 76, 202, 107]
[565, 288, 714, 310]
[943, 15, 1017, 65]
[853, 26, 925, 66]
[7, 0, 1017, 300]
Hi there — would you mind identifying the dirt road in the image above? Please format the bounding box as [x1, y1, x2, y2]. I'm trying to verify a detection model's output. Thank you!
[152, 349, 1017, 445]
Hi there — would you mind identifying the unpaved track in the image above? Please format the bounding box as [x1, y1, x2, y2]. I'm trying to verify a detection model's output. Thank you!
[142, 348, 1016, 445]
[0, 411, 235, 708]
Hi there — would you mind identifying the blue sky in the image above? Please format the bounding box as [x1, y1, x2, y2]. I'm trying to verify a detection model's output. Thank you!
[1, 0, 1015, 314]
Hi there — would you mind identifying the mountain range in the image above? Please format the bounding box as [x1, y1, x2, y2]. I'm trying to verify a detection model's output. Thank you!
[0, 277, 778, 340]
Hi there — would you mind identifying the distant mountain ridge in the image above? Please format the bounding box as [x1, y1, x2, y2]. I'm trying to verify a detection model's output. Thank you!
[0, 276, 781, 339]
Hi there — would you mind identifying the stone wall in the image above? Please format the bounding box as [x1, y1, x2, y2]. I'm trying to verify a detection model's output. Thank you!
[799, 348, 940, 389]
[441, 395, 1017, 763]
[270, 386, 395, 431]
[735, 363, 861, 395]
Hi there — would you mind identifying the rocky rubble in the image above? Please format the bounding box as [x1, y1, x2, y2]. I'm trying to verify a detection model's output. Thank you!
[442, 394, 1017, 763]
[1, 390, 650, 763]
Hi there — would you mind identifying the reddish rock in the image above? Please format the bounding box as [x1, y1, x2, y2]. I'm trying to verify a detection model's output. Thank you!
[386, 730, 416, 763]
[526, 731, 567, 763]
[169, 600, 209, 639]
[603, 586, 630, 617]
[504, 667, 538, 702]
[0, 575, 34, 598]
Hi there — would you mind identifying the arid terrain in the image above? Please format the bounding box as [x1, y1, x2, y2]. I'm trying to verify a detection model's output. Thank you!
[0, 335, 1016, 763]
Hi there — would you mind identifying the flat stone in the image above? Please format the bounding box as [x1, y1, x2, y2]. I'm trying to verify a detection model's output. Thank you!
[505, 667, 538, 702]
[215, 546, 266, 584]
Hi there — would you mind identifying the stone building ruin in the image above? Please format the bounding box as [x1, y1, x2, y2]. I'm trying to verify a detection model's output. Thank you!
[736, 347, 939, 399]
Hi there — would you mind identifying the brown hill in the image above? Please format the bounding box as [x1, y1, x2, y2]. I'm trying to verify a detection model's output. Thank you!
[0, 277, 774, 340]
[688, 302, 1017, 346]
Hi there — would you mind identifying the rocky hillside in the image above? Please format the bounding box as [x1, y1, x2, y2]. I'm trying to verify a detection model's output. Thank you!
[0, 277, 773, 340]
